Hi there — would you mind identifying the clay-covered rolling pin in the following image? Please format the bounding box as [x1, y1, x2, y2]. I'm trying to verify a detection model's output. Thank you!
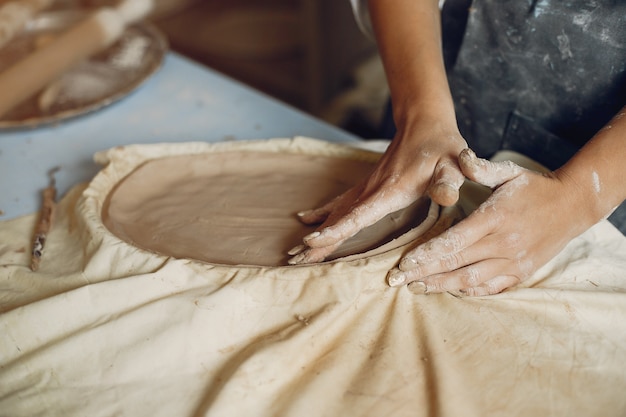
[0, 0, 55, 50]
[0, 0, 154, 119]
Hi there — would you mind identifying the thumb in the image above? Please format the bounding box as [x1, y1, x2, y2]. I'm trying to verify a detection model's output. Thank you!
[459, 148, 524, 188]
[427, 159, 465, 206]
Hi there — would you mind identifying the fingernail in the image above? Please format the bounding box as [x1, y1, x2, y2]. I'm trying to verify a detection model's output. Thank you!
[387, 269, 407, 287]
[297, 210, 311, 217]
[462, 148, 477, 160]
[399, 257, 418, 271]
[407, 281, 428, 295]
[287, 244, 306, 256]
[303, 231, 321, 242]
[288, 253, 307, 265]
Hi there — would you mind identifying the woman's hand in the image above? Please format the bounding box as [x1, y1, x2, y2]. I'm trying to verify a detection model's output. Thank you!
[387, 148, 596, 296]
[287, 0, 468, 264]
[288, 123, 467, 265]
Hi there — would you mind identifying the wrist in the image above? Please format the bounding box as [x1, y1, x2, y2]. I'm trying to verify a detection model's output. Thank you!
[392, 98, 461, 142]
[395, 94, 455, 122]
[554, 167, 610, 230]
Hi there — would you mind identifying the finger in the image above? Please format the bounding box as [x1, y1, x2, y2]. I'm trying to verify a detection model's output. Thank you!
[427, 160, 465, 207]
[397, 214, 493, 274]
[391, 247, 508, 288]
[297, 183, 367, 224]
[304, 190, 411, 249]
[460, 275, 521, 296]
[296, 194, 344, 225]
[287, 242, 341, 265]
[297, 207, 332, 225]
[404, 258, 511, 294]
[459, 148, 523, 188]
[388, 240, 483, 287]
[388, 248, 479, 287]
[287, 244, 306, 256]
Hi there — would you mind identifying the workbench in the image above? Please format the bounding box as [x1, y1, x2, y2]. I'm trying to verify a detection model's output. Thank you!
[1, 52, 626, 417]
[0, 52, 357, 220]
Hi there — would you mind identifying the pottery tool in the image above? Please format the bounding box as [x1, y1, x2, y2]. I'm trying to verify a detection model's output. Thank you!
[30, 166, 59, 271]
[0, 0, 154, 119]
[0, 0, 54, 50]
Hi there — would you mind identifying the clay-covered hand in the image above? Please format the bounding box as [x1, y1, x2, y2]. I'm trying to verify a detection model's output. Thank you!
[387, 148, 593, 296]
[288, 127, 467, 264]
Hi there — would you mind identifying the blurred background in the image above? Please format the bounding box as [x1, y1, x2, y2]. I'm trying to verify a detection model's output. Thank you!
[0, 0, 389, 136]
[149, 0, 388, 138]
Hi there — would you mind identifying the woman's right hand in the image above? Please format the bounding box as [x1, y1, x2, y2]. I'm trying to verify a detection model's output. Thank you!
[288, 119, 467, 264]
[287, 0, 468, 264]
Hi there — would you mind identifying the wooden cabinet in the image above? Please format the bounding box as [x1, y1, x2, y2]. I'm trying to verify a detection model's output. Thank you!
[154, 0, 376, 116]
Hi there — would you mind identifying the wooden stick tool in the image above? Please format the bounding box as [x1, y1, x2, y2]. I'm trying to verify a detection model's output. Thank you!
[30, 166, 60, 271]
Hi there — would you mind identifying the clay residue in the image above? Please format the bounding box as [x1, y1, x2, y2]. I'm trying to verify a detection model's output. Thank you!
[102, 151, 430, 267]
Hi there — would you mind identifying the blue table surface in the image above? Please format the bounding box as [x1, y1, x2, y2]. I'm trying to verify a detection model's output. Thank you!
[0, 52, 358, 220]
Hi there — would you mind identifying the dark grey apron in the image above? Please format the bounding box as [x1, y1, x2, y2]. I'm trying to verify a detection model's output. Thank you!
[441, 0, 626, 233]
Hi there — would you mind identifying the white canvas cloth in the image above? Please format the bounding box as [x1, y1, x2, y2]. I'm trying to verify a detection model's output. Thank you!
[1, 137, 626, 417]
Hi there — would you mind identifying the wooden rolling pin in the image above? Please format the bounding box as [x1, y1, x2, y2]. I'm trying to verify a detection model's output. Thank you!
[0, 0, 154, 119]
[0, 0, 54, 50]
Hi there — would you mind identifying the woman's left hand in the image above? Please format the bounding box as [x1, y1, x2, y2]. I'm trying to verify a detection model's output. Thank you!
[387, 148, 596, 296]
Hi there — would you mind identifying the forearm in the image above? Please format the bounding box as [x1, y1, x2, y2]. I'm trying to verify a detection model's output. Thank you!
[557, 106, 626, 227]
[368, 0, 456, 129]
